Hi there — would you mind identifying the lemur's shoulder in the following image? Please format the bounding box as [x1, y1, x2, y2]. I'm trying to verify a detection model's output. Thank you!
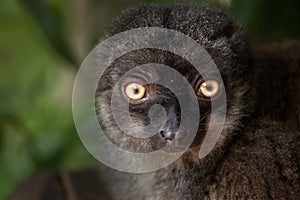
[210, 119, 300, 199]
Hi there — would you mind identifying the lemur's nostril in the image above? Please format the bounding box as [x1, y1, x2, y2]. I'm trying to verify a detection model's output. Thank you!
[159, 130, 175, 141]
[160, 130, 165, 137]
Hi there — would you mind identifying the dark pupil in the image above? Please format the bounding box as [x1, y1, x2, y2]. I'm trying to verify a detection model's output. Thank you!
[133, 88, 139, 94]
[206, 85, 213, 92]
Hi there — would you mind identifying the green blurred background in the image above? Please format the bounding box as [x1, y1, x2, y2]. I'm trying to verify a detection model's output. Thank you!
[0, 0, 299, 198]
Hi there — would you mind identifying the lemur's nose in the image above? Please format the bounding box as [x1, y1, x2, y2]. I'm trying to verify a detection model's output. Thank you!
[158, 105, 179, 141]
[159, 128, 176, 141]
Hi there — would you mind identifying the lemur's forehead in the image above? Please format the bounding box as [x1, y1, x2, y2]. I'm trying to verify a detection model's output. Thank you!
[102, 4, 245, 86]
[102, 4, 247, 86]
[107, 48, 228, 84]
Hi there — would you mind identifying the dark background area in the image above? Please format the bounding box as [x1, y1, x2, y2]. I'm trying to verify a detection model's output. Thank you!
[0, 0, 300, 198]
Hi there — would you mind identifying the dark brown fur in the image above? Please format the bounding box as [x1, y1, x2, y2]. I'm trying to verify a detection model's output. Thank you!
[95, 4, 300, 200]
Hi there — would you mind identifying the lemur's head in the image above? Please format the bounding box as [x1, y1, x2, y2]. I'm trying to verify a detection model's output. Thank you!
[96, 4, 253, 164]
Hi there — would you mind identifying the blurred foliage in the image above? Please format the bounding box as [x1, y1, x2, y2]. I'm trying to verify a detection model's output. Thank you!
[0, 0, 299, 199]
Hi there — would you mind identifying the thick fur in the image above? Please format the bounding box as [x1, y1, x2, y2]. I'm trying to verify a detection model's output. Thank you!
[95, 3, 300, 200]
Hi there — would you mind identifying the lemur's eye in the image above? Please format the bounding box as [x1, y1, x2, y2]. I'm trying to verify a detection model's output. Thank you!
[196, 79, 220, 100]
[124, 82, 146, 101]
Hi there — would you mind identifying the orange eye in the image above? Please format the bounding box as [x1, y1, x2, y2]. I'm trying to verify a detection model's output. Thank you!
[197, 80, 220, 99]
[124, 83, 146, 101]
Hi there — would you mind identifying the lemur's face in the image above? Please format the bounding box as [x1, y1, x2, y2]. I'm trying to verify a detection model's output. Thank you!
[96, 4, 252, 160]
